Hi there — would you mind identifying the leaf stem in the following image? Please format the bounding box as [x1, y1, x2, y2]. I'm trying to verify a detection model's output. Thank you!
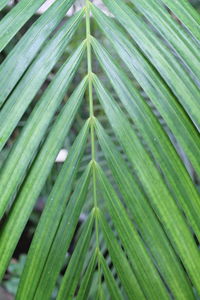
[85, 0, 97, 211]
[86, 1, 101, 296]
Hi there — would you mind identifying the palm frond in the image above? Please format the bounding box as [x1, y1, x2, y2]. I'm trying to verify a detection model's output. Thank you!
[0, 0, 199, 299]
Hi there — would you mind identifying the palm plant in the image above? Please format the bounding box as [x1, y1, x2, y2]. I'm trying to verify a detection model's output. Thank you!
[0, 0, 200, 298]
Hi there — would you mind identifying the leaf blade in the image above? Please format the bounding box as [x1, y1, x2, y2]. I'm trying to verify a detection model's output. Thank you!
[0, 0, 9, 11]
[0, 11, 84, 150]
[16, 120, 90, 299]
[57, 213, 94, 300]
[95, 119, 195, 299]
[99, 253, 124, 300]
[98, 211, 145, 300]
[101, 0, 200, 128]
[18, 163, 92, 300]
[0, 0, 46, 51]
[161, 0, 200, 41]
[0, 0, 79, 106]
[0, 41, 86, 217]
[91, 37, 200, 241]
[93, 75, 200, 294]
[129, 0, 200, 81]
[91, 5, 200, 175]
[0, 78, 88, 279]
[76, 250, 97, 300]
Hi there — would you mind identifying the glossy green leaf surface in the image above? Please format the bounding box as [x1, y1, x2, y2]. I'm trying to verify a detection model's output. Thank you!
[0, 0, 80, 106]
[92, 37, 200, 240]
[0, 78, 87, 278]
[99, 252, 124, 300]
[16, 121, 90, 299]
[98, 211, 145, 300]
[95, 119, 195, 299]
[91, 4, 200, 175]
[0, 0, 47, 51]
[75, 250, 97, 300]
[102, 0, 200, 129]
[96, 164, 169, 300]
[93, 75, 200, 294]
[129, 0, 200, 81]
[28, 164, 92, 300]
[0, 12, 84, 148]
[57, 213, 94, 300]
[161, 0, 200, 41]
[0, 42, 86, 217]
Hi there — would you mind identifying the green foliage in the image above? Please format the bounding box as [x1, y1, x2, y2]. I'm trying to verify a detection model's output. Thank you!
[0, 0, 200, 299]
[2, 255, 26, 295]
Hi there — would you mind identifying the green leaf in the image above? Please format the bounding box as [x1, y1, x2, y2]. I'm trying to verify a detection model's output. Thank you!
[76, 250, 97, 300]
[161, 0, 200, 41]
[0, 41, 86, 217]
[91, 4, 200, 175]
[19, 163, 92, 300]
[0, 0, 80, 106]
[93, 75, 200, 294]
[101, 0, 200, 128]
[92, 38, 200, 241]
[0, 11, 84, 147]
[97, 216, 143, 300]
[96, 165, 169, 299]
[95, 119, 195, 299]
[0, 0, 9, 11]
[16, 120, 90, 299]
[0, 78, 87, 279]
[57, 213, 94, 300]
[128, 0, 200, 81]
[0, 0, 47, 51]
[99, 253, 124, 300]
